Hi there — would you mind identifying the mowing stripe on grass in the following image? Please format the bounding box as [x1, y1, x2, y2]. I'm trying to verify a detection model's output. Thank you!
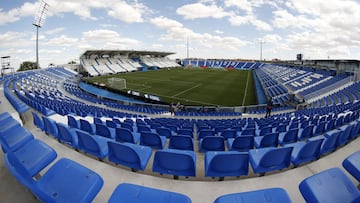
[171, 83, 202, 97]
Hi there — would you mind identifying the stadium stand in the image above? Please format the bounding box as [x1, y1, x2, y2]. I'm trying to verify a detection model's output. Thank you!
[1, 61, 360, 202]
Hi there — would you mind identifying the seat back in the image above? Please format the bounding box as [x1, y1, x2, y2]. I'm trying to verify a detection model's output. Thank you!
[299, 125, 314, 140]
[153, 149, 196, 177]
[56, 123, 76, 145]
[241, 128, 255, 136]
[42, 117, 58, 138]
[259, 132, 279, 148]
[115, 128, 135, 143]
[108, 141, 139, 165]
[198, 129, 215, 140]
[261, 147, 293, 168]
[259, 126, 272, 136]
[177, 129, 193, 137]
[140, 132, 164, 149]
[281, 128, 298, 144]
[168, 135, 194, 151]
[337, 124, 353, 146]
[220, 129, 237, 139]
[276, 124, 287, 133]
[67, 115, 79, 129]
[96, 124, 112, 139]
[205, 151, 249, 177]
[80, 119, 94, 134]
[76, 130, 100, 154]
[199, 136, 225, 152]
[105, 120, 117, 128]
[314, 122, 326, 136]
[120, 122, 133, 131]
[156, 127, 172, 138]
[32, 112, 44, 131]
[298, 139, 324, 160]
[230, 136, 254, 151]
[321, 129, 341, 154]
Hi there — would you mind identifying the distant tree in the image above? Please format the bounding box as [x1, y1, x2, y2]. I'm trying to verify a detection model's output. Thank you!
[18, 61, 37, 72]
[68, 60, 77, 64]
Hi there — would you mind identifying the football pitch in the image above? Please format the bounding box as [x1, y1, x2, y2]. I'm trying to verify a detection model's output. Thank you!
[84, 68, 257, 107]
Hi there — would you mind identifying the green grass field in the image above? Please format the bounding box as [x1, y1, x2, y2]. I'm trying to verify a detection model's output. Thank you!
[84, 68, 257, 107]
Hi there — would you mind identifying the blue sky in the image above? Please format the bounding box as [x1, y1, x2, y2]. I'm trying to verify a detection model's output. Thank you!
[0, 0, 360, 69]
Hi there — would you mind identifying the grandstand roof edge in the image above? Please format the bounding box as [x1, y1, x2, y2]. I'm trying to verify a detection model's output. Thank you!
[80, 50, 176, 57]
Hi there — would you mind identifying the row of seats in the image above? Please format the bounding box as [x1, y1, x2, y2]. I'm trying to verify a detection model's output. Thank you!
[32, 111, 360, 180]
[0, 112, 193, 202]
[4, 110, 360, 203]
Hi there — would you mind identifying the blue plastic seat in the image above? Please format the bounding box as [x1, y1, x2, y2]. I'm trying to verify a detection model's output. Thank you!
[349, 119, 360, 140]
[198, 129, 215, 140]
[0, 116, 22, 134]
[105, 120, 119, 128]
[31, 111, 44, 131]
[177, 129, 193, 138]
[115, 127, 140, 144]
[311, 129, 342, 155]
[286, 139, 324, 167]
[42, 116, 59, 139]
[96, 123, 115, 139]
[56, 123, 78, 148]
[254, 132, 279, 148]
[205, 151, 249, 179]
[278, 128, 298, 146]
[257, 126, 272, 137]
[79, 119, 96, 134]
[299, 167, 360, 203]
[342, 150, 360, 182]
[137, 125, 152, 133]
[67, 115, 79, 129]
[298, 125, 314, 140]
[156, 127, 173, 138]
[108, 183, 192, 203]
[199, 136, 225, 152]
[75, 130, 109, 160]
[108, 141, 152, 171]
[275, 124, 287, 133]
[10, 139, 57, 177]
[153, 149, 196, 178]
[5, 155, 103, 203]
[140, 131, 166, 149]
[227, 135, 254, 151]
[249, 147, 293, 175]
[220, 129, 237, 139]
[214, 188, 292, 203]
[240, 128, 255, 136]
[168, 135, 194, 151]
[313, 121, 326, 136]
[337, 124, 353, 147]
[0, 125, 34, 152]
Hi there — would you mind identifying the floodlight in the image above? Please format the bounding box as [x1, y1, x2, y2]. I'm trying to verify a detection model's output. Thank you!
[33, 0, 49, 69]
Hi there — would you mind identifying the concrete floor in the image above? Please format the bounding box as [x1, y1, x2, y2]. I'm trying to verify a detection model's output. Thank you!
[1, 85, 359, 203]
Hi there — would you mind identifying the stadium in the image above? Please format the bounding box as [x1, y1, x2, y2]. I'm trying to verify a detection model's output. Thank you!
[1, 1, 360, 203]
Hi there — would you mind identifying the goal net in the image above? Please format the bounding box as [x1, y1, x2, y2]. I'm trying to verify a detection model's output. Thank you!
[108, 78, 126, 90]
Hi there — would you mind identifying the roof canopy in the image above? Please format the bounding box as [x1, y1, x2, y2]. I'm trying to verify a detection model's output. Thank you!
[81, 50, 175, 58]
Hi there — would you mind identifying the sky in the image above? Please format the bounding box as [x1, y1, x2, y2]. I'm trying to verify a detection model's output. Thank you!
[0, 0, 360, 69]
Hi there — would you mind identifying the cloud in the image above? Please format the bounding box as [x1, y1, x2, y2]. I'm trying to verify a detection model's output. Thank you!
[176, 2, 230, 19]
[149, 16, 183, 29]
[46, 35, 78, 46]
[81, 29, 140, 49]
[45, 27, 66, 35]
[107, 1, 147, 23]
[228, 14, 272, 31]
[0, 32, 33, 48]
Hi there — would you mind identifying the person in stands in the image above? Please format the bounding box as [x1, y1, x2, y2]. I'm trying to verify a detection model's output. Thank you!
[265, 98, 273, 118]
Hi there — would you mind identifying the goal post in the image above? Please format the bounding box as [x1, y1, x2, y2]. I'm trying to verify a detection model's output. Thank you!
[108, 78, 126, 90]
